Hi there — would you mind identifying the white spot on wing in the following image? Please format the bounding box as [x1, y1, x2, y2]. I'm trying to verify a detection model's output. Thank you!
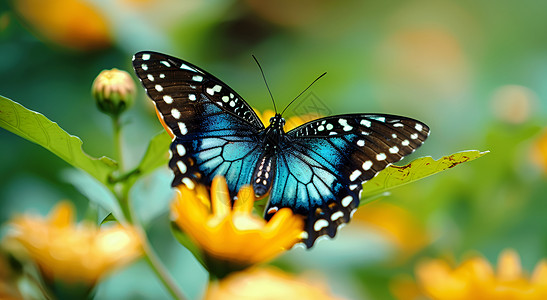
[350, 170, 362, 181]
[176, 144, 186, 156]
[357, 140, 365, 147]
[341, 196, 353, 207]
[171, 108, 181, 119]
[176, 161, 187, 173]
[182, 178, 195, 189]
[415, 123, 423, 131]
[142, 53, 150, 60]
[410, 133, 419, 139]
[188, 94, 196, 101]
[178, 122, 187, 135]
[161, 61, 171, 67]
[141, 64, 148, 71]
[314, 219, 329, 231]
[147, 74, 154, 81]
[192, 75, 203, 82]
[163, 95, 173, 104]
[402, 139, 410, 146]
[180, 64, 195, 71]
[360, 119, 371, 127]
[331, 211, 344, 221]
[376, 153, 387, 161]
[389, 146, 399, 154]
[362, 160, 373, 171]
[155, 84, 163, 92]
[339, 119, 353, 131]
[393, 123, 404, 128]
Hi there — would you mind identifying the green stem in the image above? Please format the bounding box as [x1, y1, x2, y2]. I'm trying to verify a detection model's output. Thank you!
[129, 199, 187, 300]
[109, 115, 186, 299]
[112, 117, 124, 171]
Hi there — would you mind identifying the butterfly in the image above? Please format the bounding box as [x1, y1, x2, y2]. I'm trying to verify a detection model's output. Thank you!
[132, 51, 429, 248]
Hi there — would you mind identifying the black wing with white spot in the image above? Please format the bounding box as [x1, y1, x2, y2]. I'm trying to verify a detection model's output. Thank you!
[132, 51, 265, 191]
[265, 114, 429, 248]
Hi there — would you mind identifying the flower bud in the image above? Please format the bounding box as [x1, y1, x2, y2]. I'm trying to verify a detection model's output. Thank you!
[92, 68, 135, 117]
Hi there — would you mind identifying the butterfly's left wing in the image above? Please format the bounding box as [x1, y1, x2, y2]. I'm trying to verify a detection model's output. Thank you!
[267, 114, 429, 248]
[132, 51, 265, 193]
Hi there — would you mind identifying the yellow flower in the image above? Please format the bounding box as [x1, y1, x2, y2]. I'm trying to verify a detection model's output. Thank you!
[531, 129, 547, 174]
[254, 109, 320, 131]
[353, 202, 429, 260]
[171, 177, 304, 275]
[6, 201, 142, 285]
[13, 0, 112, 50]
[92, 68, 136, 117]
[392, 249, 547, 300]
[204, 267, 346, 300]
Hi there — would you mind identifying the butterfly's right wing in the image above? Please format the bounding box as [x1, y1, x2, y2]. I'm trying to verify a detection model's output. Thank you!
[132, 51, 265, 193]
[267, 114, 429, 248]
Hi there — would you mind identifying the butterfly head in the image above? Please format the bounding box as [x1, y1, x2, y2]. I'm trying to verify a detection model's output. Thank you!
[268, 114, 286, 132]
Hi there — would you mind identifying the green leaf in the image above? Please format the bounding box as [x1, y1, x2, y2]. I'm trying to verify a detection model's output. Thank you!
[361, 150, 489, 201]
[170, 222, 207, 269]
[100, 213, 117, 225]
[136, 130, 171, 176]
[0, 95, 117, 184]
[61, 168, 124, 221]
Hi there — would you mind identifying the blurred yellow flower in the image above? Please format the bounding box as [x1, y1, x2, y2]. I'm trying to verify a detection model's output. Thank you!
[171, 177, 304, 274]
[204, 267, 346, 300]
[353, 202, 429, 260]
[392, 249, 547, 300]
[490, 85, 538, 124]
[531, 129, 547, 174]
[92, 68, 136, 117]
[254, 109, 320, 132]
[14, 0, 112, 50]
[6, 202, 142, 285]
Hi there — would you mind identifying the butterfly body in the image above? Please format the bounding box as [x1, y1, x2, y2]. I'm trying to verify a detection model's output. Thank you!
[132, 51, 430, 248]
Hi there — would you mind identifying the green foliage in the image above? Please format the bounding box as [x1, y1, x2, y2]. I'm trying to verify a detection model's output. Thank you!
[136, 131, 171, 176]
[0, 96, 117, 185]
[362, 150, 489, 201]
[170, 222, 206, 269]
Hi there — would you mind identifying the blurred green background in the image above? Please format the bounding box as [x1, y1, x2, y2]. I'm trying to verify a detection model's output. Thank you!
[1, 0, 547, 299]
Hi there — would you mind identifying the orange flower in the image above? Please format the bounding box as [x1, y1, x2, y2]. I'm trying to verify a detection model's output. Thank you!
[14, 0, 111, 50]
[171, 177, 304, 276]
[204, 267, 346, 300]
[353, 202, 429, 260]
[6, 202, 142, 285]
[392, 249, 547, 300]
[531, 129, 547, 174]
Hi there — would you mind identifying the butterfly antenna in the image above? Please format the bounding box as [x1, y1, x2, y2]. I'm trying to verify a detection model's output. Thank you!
[253, 55, 277, 114]
[280, 72, 327, 116]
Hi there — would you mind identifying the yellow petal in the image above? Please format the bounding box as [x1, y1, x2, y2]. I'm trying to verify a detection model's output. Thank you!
[49, 201, 74, 227]
[211, 176, 231, 219]
[497, 249, 523, 281]
[233, 185, 255, 215]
